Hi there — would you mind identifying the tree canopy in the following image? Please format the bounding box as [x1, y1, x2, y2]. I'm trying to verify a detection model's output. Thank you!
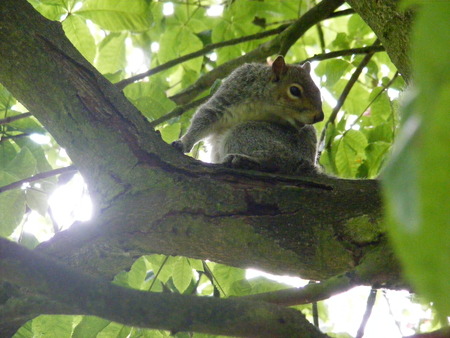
[0, 0, 448, 337]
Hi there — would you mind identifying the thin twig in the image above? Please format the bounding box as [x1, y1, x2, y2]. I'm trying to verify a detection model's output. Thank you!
[0, 165, 77, 193]
[343, 71, 399, 135]
[319, 39, 381, 149]
[148, 255, 169, 292]
[149, 95, 210, 128]
[301, 45, 385, 64]
[0, 112, 33, 125]
[116, 24, 290, 90]
[356, 288, 377, 338]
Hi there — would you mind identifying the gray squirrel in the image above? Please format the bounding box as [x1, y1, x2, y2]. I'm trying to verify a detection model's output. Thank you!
[172, 56, 324, 174]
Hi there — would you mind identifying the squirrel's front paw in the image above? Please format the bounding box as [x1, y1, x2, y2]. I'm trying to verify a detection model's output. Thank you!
[171, 140, 185, 153]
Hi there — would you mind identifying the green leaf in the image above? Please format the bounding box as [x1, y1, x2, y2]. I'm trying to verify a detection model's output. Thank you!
[364, 141, 391, 178]
[0, 84, 16, 110]
[172, 257, 193, 293]
[76, 0, 151, 32]
[19, 232, 40, 250]
[31, 315, 77, 337]
[0, 189, 26, 236]
[5, 146, 37, 180]
[347, 14, 372, 38]
[124, 80, 176, 121]
[368, 89, 392, 124]
[95, 32, 127, 74]
[315, 60, 350, 87]
[335, 130, 368, 178]
[383, 1, 450, 317]
[228, 279, 252, 296]
[26, 189, 49, 216]
[63, 15, 96, 63]
[158, 29, 203, 73]
[212, 264, 245, 295]
[366, 122, 394, 144]
[27, 0, 68, 21]
[96, 321, 131, 338]
[73, 316, 110, 338]
[146, 255, 174, 284]
[159, 123, 181, 144]
[5, 112, 46, 135]
[188, 258, 204, 272]
[0, 140, 18, 171]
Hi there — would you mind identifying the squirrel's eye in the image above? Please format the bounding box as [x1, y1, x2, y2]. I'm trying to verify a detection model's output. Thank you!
[288, 85, 303, 99]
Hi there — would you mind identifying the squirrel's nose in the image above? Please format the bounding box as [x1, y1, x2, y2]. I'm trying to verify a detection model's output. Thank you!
[314, 110, 324, 123]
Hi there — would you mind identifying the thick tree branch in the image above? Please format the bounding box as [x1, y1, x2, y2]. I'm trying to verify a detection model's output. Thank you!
[345, 0, 412, 81]
[0, 238, 327, 338]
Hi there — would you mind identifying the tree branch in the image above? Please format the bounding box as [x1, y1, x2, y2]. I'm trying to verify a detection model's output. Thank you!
[0, 112, 33, 125]
[115, 24, 290, 90]
[301, 45, 385, 64]
[0, 165, 77, 193]
[0, 238, 327, 338]
[319, 39, 380, 148]
[356, 288, 377, 338]
[148, 95, 210, 128]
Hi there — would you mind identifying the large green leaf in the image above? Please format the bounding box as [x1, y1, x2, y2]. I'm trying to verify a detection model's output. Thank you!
[383, 1, 450, 317]
[95, 32, 127, 74]
[63, 14, 96, 63]
[73, 316, 110, 338]
[335, 129, 368, 177]
[5, 146, 37, 180]
[172, 257, 193, 293]
[0, 187, 26, 237]
[76, 0, 151, 32]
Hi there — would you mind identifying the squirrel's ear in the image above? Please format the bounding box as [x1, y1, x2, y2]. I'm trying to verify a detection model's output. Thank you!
[302, 62, 311, 73]
[272, 55, 288, 81]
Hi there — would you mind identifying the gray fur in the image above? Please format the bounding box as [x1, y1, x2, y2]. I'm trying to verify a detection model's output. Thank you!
[172, 57, 323, 174]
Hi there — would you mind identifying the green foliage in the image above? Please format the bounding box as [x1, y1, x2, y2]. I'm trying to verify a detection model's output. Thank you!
[383, 1, 450, 317]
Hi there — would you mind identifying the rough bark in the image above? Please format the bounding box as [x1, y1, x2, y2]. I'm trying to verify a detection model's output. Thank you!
[0, 0, 411, 335]
[345, 0, 413, 81]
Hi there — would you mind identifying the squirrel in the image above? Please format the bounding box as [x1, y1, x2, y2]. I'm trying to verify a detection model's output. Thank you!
[172, 56, 324, 175]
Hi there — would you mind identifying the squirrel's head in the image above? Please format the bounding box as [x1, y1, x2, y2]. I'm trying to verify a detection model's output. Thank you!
[270, 56, 324, 128]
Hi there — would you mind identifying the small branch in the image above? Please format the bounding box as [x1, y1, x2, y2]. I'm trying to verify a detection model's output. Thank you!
[149, 95, 210, 128]
[278, 0, 345, 56]
[0, 112, 33, 125]
[237, 270, 360, 306]
[328, 8, 355, 18]
[0, 238, 328, 337]
[319, 39, 381, 149]
[115, 24, 290, 90]
[343, 71, 399, 135]
[0, 165, 77, 193]
[301, 45, 385, 64]
[356, 288, 377, 338]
